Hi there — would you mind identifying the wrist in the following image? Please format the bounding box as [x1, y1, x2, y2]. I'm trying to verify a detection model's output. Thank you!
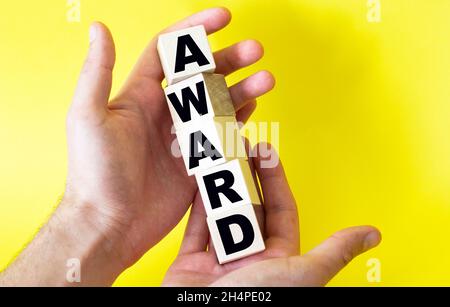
[52, 197, 129, 285]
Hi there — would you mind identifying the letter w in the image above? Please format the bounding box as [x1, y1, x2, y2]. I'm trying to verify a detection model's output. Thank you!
[167, 81, 208, 122]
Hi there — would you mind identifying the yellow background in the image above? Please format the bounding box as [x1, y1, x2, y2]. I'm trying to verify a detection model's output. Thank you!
[1, 0, 449, 286]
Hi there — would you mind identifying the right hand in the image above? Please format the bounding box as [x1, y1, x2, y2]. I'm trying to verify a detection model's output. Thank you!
[63, 7, 275, 270]
[163, 144, 381, 286]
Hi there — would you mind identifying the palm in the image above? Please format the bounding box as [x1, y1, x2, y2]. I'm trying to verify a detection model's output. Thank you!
[91, 98, 198, 260]
[164, 219, 295, 286]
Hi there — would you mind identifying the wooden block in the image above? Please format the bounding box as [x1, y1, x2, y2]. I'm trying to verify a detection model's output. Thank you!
[164, 73, 235, 130]
[176, 116, 247, 176]
[207, 204, 265, 264]
[195, 159, 261, 215]
[157, 25, 216, 85]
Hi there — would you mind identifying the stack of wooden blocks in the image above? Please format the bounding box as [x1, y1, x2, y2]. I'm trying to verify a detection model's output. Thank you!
[157, 25, 265, 264]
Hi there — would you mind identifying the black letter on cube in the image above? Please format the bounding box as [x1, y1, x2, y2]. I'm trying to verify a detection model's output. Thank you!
[203, 170, 243, 209]
[167, 81, 208, 122]
[175, 34, 210, 73]
[189, 130, 222, 169]
[216, 214, 255, 255]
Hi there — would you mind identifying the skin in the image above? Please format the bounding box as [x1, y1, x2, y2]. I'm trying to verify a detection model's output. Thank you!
[0, 8, 381, 287]
[163, 144, 381, 286]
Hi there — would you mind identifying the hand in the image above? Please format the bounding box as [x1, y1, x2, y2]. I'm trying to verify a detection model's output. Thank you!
[64, 8, 274, 268]
[163, 144, 381, 286]
[0, 8, 275, 286]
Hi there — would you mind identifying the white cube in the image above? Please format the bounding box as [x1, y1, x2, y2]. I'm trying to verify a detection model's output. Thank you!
[157, 25, 216, 85]
[207, 204, 265, 264]
[164, 73, 235, 130]
[196, 159, 261, 215]
[176, 116, 247, 176]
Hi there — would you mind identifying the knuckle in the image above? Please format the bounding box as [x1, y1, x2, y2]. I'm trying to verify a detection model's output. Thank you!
[268, 248, 292, 259]
[329, 234, 355, 266]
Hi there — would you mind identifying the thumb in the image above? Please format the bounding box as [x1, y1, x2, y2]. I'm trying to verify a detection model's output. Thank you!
[71, 22, 115, 117]
[211, 226, 381, 287]
[303, 226, 381, 286]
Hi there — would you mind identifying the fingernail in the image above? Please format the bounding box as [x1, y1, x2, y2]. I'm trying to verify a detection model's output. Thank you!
[89, 24, 97, 44]
[364, 231, 381, 251]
